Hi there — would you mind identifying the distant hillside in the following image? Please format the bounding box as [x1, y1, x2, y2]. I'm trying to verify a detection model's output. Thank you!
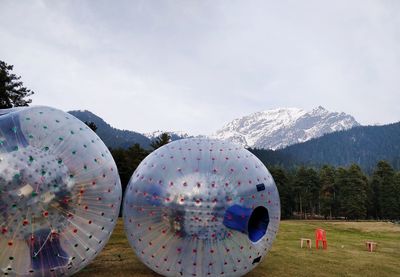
[69, 110, 151, 149]
[250, 122, 400, 172]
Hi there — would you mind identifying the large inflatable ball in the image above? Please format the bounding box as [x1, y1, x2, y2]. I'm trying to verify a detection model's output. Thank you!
[123, 138, 280, 277]
[0, 106, 121, 276]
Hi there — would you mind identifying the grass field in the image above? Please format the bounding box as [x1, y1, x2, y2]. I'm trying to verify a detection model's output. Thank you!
[76, 219, 400, 277]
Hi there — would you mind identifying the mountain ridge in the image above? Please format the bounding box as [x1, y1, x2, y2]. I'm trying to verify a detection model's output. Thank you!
[68, 110, 151, 149]
[250, 121, 400, 171]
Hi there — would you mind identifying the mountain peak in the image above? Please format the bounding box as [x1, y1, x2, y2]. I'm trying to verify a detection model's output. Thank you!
[212, 106, 360, 150]
[312, 105, 327, 112]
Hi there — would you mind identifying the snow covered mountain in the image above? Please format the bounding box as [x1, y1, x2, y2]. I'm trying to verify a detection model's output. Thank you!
[212, 106, 360, 150]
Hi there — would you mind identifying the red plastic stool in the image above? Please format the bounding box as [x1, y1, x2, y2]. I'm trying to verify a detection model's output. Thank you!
[315, 228, 327, 249]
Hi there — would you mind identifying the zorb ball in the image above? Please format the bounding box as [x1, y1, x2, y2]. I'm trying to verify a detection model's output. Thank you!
[123, 138, 280, 277]
[0, 106, 121, 276]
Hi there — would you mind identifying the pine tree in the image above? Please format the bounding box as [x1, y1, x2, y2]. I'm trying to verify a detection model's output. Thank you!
[150, 133, 171, 150]
[395, 172, 400, 219]
[0, 60, 34, 108]
[339, 164, 368, 219]
[293, 167, 319, 218]
[319, 165, 336, 219]
[293, 166, 308, 218]
[372, 161, 399, 219]
[270, 167, 294, 219]
[306, 168, 320, 216]
[85, 121, 98, 133]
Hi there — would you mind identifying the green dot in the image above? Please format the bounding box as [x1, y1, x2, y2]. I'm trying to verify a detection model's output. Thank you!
[28, 134, 33, 139]
[0, 140, 4, 145]
[32, 192, 38, 197]
[25, 117, 31, 120]
[43, 126, 48, 129]
[59, 137, 64, 141]
[12, 204, 17, 208]
[58, 159, 63, 164]
[55, 120, 60, 123]
[70, 131, 75, 135]
[41, 170, 46, 176]
[43, 146, 49, 151]
[83, 165, 88, 170]
[29, 156, 34, 162]
[72, 150, 76, 155]
[13, 146, 18, 151]
[11, 126, 17, 133]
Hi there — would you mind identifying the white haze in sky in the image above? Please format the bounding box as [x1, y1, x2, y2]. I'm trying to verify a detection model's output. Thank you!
[0, 0, 399, 135]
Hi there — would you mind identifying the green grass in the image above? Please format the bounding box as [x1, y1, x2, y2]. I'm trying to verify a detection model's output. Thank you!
[76, 220, 400, 277]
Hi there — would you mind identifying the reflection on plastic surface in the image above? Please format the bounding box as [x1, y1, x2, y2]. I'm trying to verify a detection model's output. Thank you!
[123, 138, 280, 277]
[0, 106, 121, 276]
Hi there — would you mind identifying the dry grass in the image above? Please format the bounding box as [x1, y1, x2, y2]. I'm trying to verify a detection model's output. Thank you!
[75, 220, 400, 277]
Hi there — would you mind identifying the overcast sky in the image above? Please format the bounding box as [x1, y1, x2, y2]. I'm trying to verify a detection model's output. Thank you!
[1, 0, 399, 135]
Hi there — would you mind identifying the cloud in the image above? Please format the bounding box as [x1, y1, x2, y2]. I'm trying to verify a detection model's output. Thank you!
[0, 0, 399, 134]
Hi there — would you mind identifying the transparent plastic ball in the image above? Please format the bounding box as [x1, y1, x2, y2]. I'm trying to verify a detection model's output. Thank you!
[0, 106, 121, 276]
[123, 138, 280, 277]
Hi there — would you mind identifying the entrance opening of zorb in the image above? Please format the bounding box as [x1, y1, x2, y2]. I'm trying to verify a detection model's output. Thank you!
[248, 206, 270, 243]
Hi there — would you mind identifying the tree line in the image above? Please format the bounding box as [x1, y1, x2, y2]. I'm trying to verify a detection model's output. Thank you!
[272, 162, 400, 220]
